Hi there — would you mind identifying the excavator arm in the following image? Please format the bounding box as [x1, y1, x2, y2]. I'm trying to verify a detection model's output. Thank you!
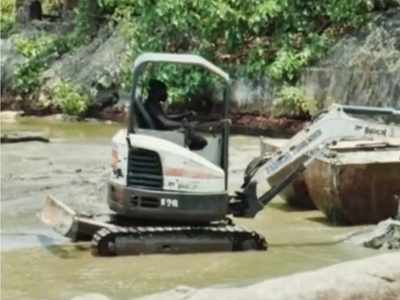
[231, 104, 400, 218]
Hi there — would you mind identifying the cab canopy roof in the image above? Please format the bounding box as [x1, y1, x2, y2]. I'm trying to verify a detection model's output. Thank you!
[133, 53, 230, 83]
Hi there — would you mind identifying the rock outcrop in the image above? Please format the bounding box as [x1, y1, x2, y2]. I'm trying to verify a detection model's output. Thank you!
[40, 28, 128, 109]
[301, 9, 400, 109]
[348, 218, 400, 250]
[230, 78, 278, 113]
[0, 38, 27, 95]
[2, 8, 399, 115]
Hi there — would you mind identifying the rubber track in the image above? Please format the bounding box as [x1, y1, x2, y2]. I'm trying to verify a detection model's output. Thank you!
[91, 224, 267, 256]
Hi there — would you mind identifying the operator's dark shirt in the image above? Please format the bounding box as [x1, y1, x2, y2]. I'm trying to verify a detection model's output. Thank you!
[144, 99, 180, 130]
[144, 98, 207, 150]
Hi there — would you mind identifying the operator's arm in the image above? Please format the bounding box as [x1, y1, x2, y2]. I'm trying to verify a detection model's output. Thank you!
[156, 114, 182, 130]
[146, 101, 182, 130]
[167, 111, 194, 121]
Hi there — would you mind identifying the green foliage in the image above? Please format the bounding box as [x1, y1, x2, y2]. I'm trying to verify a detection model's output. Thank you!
[100, 0, 373, 96]
[148, 64, 221, 104]
[0, 0, 14, 13]
[272, 86, 318, 119]
[0, 0, 15, 38]
[9, 0, 380, 110]
[325, 0, 369, 25]
[269, 48, 307, 82]
[52, 80, 90, 116]
[0, 14, 15, 38]
[15, 35, 56, 57]
[14, 34, 74, 94]
[74, 0, 101, 42]
[269, 34, 329, 81]
[41, 0, 63, 15]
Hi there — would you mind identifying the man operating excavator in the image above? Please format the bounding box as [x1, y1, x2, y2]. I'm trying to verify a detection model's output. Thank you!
[144, 79, 207, 150]
[40, 53, 400, 257]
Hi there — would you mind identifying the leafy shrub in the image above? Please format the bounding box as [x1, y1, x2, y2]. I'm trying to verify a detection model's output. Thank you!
[99, 0, 375, 96]
[272, 86, 318, 119]
[15, 35, 55, 57]
[325, 0, 369, 26]
[269, 34, 329, 81]
[10, 0, 385, 110]
[0, 0, 15, 38]
[14, 34, 74, 94]
[52, 80, 90, 116]
[74, 0, 101, 42]
[41, 0, 63, 15]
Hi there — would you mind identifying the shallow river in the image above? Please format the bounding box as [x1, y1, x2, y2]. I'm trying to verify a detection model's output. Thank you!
[1, 117, 377, 300]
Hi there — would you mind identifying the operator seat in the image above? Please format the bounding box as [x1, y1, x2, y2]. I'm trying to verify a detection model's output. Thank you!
[142, 96, 208, 151]
[134, 98, 155, 129]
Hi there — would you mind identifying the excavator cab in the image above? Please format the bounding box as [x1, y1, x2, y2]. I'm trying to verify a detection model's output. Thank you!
[129, 53, 231, 175]
[108, 53, 232, 223]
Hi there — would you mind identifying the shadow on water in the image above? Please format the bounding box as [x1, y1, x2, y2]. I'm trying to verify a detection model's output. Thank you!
[306, 216, 353, 228]
[268, 201, 309, 213]
[306, 216, 332, 226]
[270, 240, 343, 248]
[2, 232, 89, 259]
[42, 244, 90, 259]
[36, 234, 79, 259]
[37, 234, 90, 259]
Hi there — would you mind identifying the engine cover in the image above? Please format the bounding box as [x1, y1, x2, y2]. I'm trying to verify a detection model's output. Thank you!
[111, 130, 225, 194]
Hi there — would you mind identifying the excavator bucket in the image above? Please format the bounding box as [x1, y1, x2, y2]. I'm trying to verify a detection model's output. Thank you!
[40, 195, 106, 241]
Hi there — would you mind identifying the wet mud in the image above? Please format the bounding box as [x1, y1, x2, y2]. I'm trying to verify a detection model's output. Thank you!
[1, 118, 379, 300]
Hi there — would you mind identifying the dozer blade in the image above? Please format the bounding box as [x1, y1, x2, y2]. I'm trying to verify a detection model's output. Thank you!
[40, 195, 113, 241]
[40, 196, 268, 256]
[40, 195, 77, 238]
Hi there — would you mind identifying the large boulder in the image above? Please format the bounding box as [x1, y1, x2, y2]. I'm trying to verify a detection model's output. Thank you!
[0, 21, 73, 99]
[41, 27, 128, 109]
[0, 38, 26, 96]
[230, 78, 279, 113]
[301, 9, 400, 109]
[348, 218, 400, 250]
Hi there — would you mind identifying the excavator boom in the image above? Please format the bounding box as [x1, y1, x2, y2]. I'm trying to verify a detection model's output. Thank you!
[232, 104, 400, 218]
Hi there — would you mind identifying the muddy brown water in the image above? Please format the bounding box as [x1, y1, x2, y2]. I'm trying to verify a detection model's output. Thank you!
[1, 117, 378, 300]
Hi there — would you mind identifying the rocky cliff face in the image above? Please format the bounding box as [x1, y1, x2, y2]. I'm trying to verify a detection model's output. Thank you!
[40, 28, 127, 108]
[2, 8, 399, 114]
[301, 9, 400, 109]
[231, 8, 400, 112]
[230, 78, 278, 113]
[0, 37, 26, 95]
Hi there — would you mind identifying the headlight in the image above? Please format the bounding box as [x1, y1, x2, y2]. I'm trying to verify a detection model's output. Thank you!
[111, 148, 119, 170]
[111, 144, 123, 177]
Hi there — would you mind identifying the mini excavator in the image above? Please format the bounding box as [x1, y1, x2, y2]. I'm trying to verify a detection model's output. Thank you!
[41, 53, 400, 256]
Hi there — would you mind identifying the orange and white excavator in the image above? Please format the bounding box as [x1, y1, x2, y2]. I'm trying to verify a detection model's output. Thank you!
[41, 53, 400, 256]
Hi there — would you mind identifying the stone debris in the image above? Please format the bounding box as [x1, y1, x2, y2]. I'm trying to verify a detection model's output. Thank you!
[348, 218, 400, 250]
